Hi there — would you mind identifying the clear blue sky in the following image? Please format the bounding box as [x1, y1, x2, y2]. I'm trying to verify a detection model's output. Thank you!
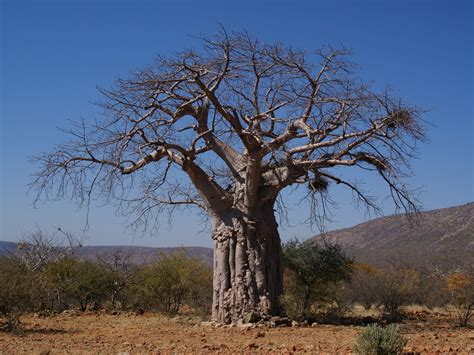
[1, 0, 473, 247]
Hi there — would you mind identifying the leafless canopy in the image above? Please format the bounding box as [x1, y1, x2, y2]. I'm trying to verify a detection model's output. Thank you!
[32, 31, 425, 230]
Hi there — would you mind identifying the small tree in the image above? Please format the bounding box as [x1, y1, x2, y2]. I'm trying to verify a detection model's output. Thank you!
[375, 268, 419, 320]
[0, 256, 44, 332]
[44, 258, 115, 311]
[281, 240, 353, 320]
[130, 251, 212, 315]
[348, 263, 380, 310]
[348, 266, 419, 320]
[96, 251, 137, 308]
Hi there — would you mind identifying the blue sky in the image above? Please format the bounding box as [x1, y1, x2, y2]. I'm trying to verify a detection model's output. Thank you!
[1, 0, 473, 247]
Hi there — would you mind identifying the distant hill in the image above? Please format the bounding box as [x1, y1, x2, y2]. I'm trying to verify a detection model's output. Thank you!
[0, 241, 17, 255]
[74, 245, 213, 266]
[0, 241, 213, 266]
[310, 202, 474, 269]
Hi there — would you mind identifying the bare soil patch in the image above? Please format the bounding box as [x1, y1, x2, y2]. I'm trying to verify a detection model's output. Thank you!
[0, 310, 473, 354]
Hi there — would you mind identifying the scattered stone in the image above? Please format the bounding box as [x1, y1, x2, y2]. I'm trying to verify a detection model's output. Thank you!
[311, 322, 318, 327]
[291, 320, 299, 327]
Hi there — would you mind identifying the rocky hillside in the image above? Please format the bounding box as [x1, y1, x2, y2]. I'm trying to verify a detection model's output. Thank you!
[311, 202, 474, 269]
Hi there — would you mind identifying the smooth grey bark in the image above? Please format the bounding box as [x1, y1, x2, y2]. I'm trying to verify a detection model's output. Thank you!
[211, 202, 282, 324]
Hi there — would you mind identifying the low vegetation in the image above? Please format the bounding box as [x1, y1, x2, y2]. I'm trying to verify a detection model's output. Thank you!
[0, 242, 213, 331]
[1, 233, 472, 333]
[281, 239, 353, 321]
[128, 251, 212, 315]
[354, 324, 407, 355]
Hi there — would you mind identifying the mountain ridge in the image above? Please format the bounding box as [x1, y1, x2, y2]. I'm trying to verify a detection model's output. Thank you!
[310, 202, 474, 269]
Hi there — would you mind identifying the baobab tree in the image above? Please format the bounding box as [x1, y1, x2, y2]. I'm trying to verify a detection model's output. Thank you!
[32, 31, 424, 324]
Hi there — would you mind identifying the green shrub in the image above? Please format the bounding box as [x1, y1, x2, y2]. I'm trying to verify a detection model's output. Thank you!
[129, 251, 212, 315]
[0, 256, 45, 332]
[44, 258, 115, 311]
[281, 239, 353, 320]
[354, 324, 407, 355]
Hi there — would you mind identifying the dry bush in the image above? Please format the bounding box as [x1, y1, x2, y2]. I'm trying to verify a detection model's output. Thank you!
[446, 272, 474, 327]
[347, 265, 419, 321]
[415, 274, 451, 309]
[348, 263, 380, 310]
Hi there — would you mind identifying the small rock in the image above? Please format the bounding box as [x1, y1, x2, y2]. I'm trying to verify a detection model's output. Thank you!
[311, 322, 318, 327]
[291, 320, 299, 327]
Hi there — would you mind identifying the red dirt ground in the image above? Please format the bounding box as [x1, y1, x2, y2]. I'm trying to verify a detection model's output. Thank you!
[0, 311, 473, 354]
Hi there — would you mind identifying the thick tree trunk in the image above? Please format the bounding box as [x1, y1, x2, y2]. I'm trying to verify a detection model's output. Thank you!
[211, 203, 283, 324]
